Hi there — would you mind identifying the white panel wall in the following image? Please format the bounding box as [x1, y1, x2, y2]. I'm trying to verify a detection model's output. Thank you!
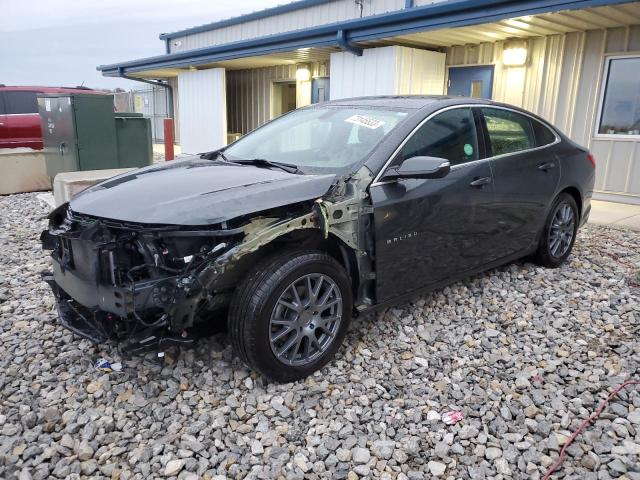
[330, 46, 446, 99]
[330, 47, 398, 99]
[177, 69, 227, 154]
[446, 25, 640, 204]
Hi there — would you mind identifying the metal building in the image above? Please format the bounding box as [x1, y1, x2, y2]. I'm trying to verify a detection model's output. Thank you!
[98, 0, 640, 204]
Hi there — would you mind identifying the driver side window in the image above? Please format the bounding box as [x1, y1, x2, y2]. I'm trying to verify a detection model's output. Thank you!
[399, 107, 479, 166]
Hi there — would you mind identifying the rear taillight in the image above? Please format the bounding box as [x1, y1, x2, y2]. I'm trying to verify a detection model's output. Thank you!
[587, 153, 596, 168]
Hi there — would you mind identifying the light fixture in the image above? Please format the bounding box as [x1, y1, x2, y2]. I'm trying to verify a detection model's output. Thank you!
[503, 39, 528, 67]
[296, 65, 311, 82]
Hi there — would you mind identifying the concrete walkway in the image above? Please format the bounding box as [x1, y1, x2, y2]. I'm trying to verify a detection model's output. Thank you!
[589, 200, 640, 231]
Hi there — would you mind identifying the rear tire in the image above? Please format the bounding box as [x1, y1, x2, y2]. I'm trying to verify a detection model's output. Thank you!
[228, 249, 352, 383]
[535, 192, 579, 268]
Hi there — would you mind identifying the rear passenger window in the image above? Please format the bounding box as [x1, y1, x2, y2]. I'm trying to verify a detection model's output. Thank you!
[399, 107, 478, 166]
[531, 119, 557, 147]
[482, 108, 535, 156]
[4, 91, 38, 114]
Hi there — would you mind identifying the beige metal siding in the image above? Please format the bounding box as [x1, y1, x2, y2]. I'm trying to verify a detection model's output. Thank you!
[226, 62, 328, 134]
[169, 0, 407, 53]
[447, 25, 640, 202]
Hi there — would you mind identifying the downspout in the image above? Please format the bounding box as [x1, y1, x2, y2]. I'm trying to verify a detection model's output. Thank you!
[404, 0, 414, 7]
[117, 67, 174, 120]
[336, 30, 363, 56]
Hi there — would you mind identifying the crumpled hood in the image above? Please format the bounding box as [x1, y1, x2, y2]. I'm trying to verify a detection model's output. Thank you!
[70, 157, 336, 225]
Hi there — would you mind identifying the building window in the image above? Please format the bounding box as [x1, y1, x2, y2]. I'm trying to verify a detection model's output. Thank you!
[598, 56, 640, 136]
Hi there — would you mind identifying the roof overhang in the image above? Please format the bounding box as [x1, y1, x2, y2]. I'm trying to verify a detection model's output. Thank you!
[98, 0, 639, 78]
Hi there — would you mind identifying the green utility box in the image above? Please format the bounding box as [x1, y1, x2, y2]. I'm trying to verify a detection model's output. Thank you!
[38, 94, 152, 177]
[114, 113, 153, 168]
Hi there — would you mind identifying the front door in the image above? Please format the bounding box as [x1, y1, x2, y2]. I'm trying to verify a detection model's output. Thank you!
[370, 107, 496, 303]
[479, 107, 561, 258]
[448, 66, 494, 99]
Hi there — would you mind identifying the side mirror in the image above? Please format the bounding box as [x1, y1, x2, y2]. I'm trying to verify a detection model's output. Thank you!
[382, 156, 450, 181]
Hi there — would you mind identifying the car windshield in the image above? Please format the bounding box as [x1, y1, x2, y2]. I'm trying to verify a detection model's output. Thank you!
[223, 106, 409, 174]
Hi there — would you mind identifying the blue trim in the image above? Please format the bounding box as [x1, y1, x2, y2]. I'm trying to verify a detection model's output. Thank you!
[99, 0, 635, 76]
[337, 30, 363, 56]
[159, 0, 332, 40]
[405, 0, 414, 7]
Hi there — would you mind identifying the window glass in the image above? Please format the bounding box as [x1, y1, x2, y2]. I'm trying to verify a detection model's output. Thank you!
[225, 107, 408, 174]
[531, 119, 557, 147]
[482, 108, 535, 156]
[4, 91, 38, 114]
[598, 57, 640, 135]
[399, 107, 478, 166]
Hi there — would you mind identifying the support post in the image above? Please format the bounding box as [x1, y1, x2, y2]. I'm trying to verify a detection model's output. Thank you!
[164, 118, 175, 161]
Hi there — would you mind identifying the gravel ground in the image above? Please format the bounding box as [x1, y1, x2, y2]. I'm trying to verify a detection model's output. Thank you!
[0, 192, 638, 480]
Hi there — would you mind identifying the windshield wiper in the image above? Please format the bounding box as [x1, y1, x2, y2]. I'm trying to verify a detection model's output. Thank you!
[232, 158, 300, 174]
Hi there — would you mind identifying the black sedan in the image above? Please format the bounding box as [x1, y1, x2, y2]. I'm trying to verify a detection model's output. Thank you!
[42, 96, 595, 382]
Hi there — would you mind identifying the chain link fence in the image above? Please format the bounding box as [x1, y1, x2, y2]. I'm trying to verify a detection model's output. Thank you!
[114, 87, 169, 143]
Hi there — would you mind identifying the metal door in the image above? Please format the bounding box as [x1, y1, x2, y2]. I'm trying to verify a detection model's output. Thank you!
[448, 66, 494, 99]
[311, 77, 330, 104]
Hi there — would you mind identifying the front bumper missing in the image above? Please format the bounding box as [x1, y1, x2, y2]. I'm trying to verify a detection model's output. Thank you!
[43, 271, 196, 354]
[43, 272, 109, 343]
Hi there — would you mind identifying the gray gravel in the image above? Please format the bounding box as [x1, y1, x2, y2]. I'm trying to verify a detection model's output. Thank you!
[1, 192, 639, 480]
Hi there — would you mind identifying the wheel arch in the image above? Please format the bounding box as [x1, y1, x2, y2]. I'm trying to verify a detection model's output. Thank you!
[212, 228, 359, 298]
[559, 185, 583, 218]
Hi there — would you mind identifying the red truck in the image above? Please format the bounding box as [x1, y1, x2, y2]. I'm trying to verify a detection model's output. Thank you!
[0, 85, 105, 150]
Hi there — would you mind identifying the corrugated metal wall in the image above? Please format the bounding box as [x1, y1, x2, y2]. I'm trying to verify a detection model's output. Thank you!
[226, 62, 329, 134]
[169, 0, 417, 52]
[447, 25, 640, 203]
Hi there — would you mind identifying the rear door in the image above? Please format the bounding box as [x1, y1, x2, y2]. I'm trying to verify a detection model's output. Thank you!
[480, 107, 560, 257]
[3, 90, 42, 149]
[370, 106, 497, 303]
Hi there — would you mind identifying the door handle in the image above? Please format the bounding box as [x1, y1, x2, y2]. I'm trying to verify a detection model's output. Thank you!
[538, 161, 556, 171]
[470, 176, 492, 187]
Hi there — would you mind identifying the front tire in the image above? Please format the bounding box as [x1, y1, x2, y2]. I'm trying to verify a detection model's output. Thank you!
[228, 249, 353, 383]
[535, 193, 579, 268]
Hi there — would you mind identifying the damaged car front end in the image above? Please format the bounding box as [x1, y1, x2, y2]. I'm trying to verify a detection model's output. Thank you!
[42, 202, 243, 352]
[41, 159, 377, 356]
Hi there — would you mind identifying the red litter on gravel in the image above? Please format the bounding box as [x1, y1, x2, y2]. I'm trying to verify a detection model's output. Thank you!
[442, 411, 464, 425]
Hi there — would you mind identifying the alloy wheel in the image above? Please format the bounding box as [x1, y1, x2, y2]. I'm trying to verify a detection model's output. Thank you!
[269, 273, 343, 366]
[548, 202, 575, 258]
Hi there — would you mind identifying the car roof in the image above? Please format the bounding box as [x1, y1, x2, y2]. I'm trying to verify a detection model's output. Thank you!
[323, 95, 494, 109]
